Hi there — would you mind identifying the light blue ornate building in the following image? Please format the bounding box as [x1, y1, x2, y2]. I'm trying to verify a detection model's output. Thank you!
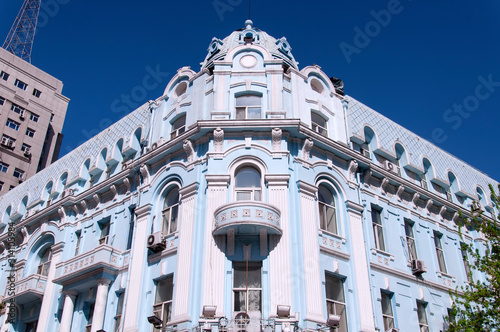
[0, 20, 497, 332]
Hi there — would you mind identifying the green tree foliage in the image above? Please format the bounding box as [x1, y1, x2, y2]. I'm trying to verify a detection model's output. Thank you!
[447, 184, 500, 331]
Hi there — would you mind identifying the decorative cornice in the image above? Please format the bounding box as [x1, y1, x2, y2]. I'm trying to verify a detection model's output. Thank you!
[345, 200, 364, 214]
[205, 174, 230, 186]
[134, 204, 152, 220]
[179, 182, 199, 199]
[296, 180, 317, 197]
[265, 174, 290, 186]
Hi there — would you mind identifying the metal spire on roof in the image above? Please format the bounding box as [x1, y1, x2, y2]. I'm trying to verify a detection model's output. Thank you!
[2, 0, 42, 63]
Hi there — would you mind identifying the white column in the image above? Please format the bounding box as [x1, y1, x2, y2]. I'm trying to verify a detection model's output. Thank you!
[91, 278, 111, 332]
[297, 181, 324, 323]
[171, 182, 198, 324]
[123, 204, 152, 332]
[37, 242, 64, 332]
[266, 175, 292, 313]
[59, 291, 78, 332]
[346, 200, 376, 332]
[202, 175, 230, 316]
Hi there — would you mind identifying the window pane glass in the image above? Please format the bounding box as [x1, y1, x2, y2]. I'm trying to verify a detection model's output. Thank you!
[326, 206, 337, 234]
[417, 303, 428, 324]
[381, 293, 393, 316]
[247, 107, 261, 119]
[376, 226, 385, 251]
[170, 205, 178, 233]
[172, 116, 185, 130]
[236, 95, 260, 107]
[234, 291, 245, 311]
[405, 221, 414, 238]
[371, 209, 382, 225]
[233, 265, 247, 288]
[311, 113, 326, 127]
[156, 277, 173, 303]
[254, 190, 261, 201]
[325, 276, 345, 302]
[236, 107, 246, 119]
[165, 188, 179, 208]
[235, 167, 260, 188]
[434, 234, 442, 249]
[236, 191, 252, 201]
[318, 185, 334, 205]
[248, 290, 261, 311]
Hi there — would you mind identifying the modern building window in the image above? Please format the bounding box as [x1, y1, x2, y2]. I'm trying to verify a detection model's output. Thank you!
[75, 232, 81, 256]
[325, 274, 347, 332]
[0, 162, 8, 173]
[30, 112, 39, 122]
[233, 262, 262, 313]
[1, 134, 15, 148]
[162, 187, 179, 235]
[26, 128, 35, 138]
[153, 276, 174, 331]
[404, 220, 417, 260]
[0, 97, 4, 106]
[381, 291, 395, 331]
[21, 143, 31, 152]
[25, 321, 38, 332]
[311, 112, 328, 136]
[235, 166, 261, 201]
[0, 71, 9, 81]
[99, 221, 110, 245]
[13, 168, 24, 180]
[32, 89, 41, 98]
[434, 231, 447, 273]
[9, 185, 15, 191]
[318, 184, 337, 234]
[37, 248, 52, 276]
[85, 303, 95, 332]
[235, 94, 261, 119]
[417, 301, 429, 332]
[10, 103, 24, 115]
[114, 292, 125, 332]
[460, 242, 472, 282]
[170, 115, 186, 139]
[371, 207, 385, 252]
[6, 118, 20, 130]
[14, 79, 27, 90]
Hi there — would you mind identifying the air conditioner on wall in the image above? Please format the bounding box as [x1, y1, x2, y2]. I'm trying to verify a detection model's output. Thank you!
[411, 259, 427, 275]
[384, 160, 399, 175]
[361, 148, 370, 158]
[147, 232, 166, 252]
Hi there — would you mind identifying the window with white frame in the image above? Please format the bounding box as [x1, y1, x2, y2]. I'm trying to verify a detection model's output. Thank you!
[404, 220, 417, 260]
[1, 134, 15, 148]
[153, 276, 173, 331]
[325, 274, 347, 332]
[30, 112, 39, 122]
[0, 162, 8, 173]
[235, 94, 261, 119]
[371, 206, 385, 251]
[434, 231, 447, 273]
[162, 186, 179, 235]
[6, 118, 20, 130]
[32, 89, 41, 98]
[417, 301, 429, 332]
[235, 166, 261, 201]
[311, 112, 328, 136]
[460, 242, 472, 282]
[114, 292, 125, 332]
[99, 221, 110, 245]
[37, 248, 52, 276]
[381, 291, 395, 331]
[14, 79, 27, 90]
[233, 262, 262, 314]
[21, 143, 30, 152]
[13, 168, 24, 180]
[0, 71, 9, 81]
[10, 103, 24, 115]
[170, 115, 186, 139]
[318, 184, 337, 234]
[26, 127, 35, 138]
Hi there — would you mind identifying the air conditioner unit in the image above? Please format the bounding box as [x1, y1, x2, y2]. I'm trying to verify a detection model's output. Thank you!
[147, 232, 166, 252]
[361, 148, 370, 158]
[446, 191, 453, 202]
[24, 148, 31, 157]
[62, 188, 74, 198]
[6, 140, 13, 148]
[384, 160, 399, 174]
[411, 259, 427, 275]
[19, 112, 25, 120]
[0, 137, 8, 146]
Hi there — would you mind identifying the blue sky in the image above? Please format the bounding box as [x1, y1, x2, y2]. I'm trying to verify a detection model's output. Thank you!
[1, 0, 499, 181]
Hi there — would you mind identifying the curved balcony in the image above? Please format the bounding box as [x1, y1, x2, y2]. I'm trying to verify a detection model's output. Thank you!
[213, 201, 282, 237]
[3, 274, 47, 305]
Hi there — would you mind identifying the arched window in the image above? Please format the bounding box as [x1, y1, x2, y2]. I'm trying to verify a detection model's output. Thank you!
[162, 187, 180, 234]
[311, 112, 328, 137]
[235, 94, 261, 119]
[235, 166, 262, 201]
[318, 185, 337, 234]
[37, 248, 52, 276]
[171, 115, 186, 139]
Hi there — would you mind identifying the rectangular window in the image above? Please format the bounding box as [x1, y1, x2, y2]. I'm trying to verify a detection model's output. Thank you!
[75, 232, 81, 256]
[371, 207, 385, 251]
[325, 274, 347, 332]
[10, 103, 24, 115]
[99, 221, 110, 245]
[0, 97, 4, 106]
[25, 321, 37, 332]
[0, 162, 8, 173]
[434, 231, 447, 273]
[417, 301, 429, 332]
[32, 89, 41, 98]
[170, 115, 186, 139]
[381, 291, 395, 331]
[235, 95, 261, 119]
[0, 182, 3, 191]
[13, 168, 24, 180]
[127, 208, 135, 250]
[461, 242, 472, 282]
[14, 79, 27, 90]
[1, 135, 15, 148]
[21, 143, 31, 152]
[153, 276, 174, 331]
[0, 71, 9, 81]
[405, 220, 417, 260]
[114, 292, 125, 332]
[85, 303, 95, 332]
[9, 185, 15, 191]
[233, 262, 262, 314]
[6, 118, 20, 130]
[30, 112, 39, 122]
[26, 128, 35, 138]
[311, 112, 328, 136]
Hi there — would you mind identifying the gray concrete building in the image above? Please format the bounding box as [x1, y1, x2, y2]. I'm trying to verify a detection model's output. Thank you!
[0, 47, 69, 193]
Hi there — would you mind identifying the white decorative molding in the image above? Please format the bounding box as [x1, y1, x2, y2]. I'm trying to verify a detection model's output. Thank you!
[380, 177, 389, 195]
[139, 164, 150, 185]
[301, 138, 313, 161]
[348, 159, 358, 182]
[363, 168, 372, 187]
[396, 185, 405, 202]
[183, 139, 194, 163]
[426, 199, 434, 216]
[123, 177, 131, 194]
[213, 127, 224, 158]
[272, 127, 282, 152]
[110, 184, 118, 201]
[93, 194, 101, 209]
[412, 192, 420, 209]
